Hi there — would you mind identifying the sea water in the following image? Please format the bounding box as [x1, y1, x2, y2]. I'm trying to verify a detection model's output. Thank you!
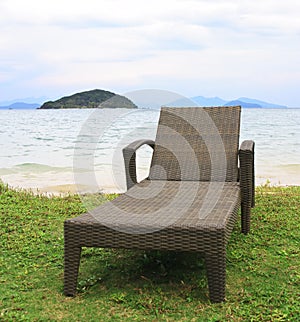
[0, 108, 299, 194]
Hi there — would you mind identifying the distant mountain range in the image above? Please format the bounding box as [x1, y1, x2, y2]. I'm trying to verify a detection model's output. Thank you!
[191, 96, 287, 108]
[0, 102, 40, 110]
[0, 92, 288, 109]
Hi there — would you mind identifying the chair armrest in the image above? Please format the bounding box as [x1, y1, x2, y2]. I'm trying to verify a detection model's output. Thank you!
[239, 140, 255, 207]
[122, 139, 155, 190]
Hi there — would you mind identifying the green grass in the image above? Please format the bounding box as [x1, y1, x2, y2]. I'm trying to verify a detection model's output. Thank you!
[0, 182, 299, 321]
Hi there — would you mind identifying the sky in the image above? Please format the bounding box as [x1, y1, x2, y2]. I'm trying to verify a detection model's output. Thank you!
[1, 0, 300, 107]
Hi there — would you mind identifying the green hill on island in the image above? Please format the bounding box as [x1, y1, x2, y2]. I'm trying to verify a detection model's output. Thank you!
[39, 89, 137, 109]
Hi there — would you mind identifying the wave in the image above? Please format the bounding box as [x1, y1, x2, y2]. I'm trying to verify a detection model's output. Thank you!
[278, 164, 300, 172]
[4, 163, 73, 173]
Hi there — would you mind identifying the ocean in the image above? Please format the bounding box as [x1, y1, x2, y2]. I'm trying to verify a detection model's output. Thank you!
[0, 108, 299, 194]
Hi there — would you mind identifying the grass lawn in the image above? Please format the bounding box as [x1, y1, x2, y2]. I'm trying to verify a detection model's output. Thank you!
[0, 182, 299, 321]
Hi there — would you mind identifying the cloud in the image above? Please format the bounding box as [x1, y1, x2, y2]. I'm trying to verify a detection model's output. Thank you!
[0, 0, 300, 105]
[237, 0, 300, 36]
[0, 0, 236, 26]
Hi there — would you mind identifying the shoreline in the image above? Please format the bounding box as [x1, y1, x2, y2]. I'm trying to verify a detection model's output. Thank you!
[1, 177, 299, 198]
[1, 162, 300, 197]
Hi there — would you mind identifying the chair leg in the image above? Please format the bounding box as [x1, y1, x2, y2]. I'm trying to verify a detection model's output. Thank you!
[64, 245, 81, 296]
[205, 250, 226, 303]
[241, 203, 251, 234]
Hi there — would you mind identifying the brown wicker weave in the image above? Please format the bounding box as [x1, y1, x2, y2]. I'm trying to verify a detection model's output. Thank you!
[64, 106, 255, 303]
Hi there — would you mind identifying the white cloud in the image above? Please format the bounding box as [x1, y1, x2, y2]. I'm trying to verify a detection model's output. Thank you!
[0, 0, 237, 26]
[237, 0, 300, 35]
[0, 0, 300, 105]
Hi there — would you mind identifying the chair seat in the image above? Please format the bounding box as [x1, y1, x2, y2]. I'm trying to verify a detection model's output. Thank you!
[65, 181, 241, 252]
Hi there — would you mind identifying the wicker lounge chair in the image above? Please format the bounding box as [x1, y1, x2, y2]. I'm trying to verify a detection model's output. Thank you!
[64, 106, 255, 303]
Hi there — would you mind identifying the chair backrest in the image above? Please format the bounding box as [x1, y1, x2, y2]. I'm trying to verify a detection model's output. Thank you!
[149, 106, 241, 182]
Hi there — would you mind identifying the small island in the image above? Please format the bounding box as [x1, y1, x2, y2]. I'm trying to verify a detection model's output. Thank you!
[39, 89, 137, 109]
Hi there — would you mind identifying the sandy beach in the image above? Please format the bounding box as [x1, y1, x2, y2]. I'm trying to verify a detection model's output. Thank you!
[1, 162, 299, 197]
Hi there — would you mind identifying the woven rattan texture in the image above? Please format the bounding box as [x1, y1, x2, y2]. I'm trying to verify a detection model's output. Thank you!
[64, 106, 255, 303]
[64, 182, 241, 303]
[149, 106, 241, 182]
[66, 181, 240, 245]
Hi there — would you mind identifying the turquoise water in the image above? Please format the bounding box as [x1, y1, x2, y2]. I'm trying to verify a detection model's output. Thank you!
[0, 108, 299, 193]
